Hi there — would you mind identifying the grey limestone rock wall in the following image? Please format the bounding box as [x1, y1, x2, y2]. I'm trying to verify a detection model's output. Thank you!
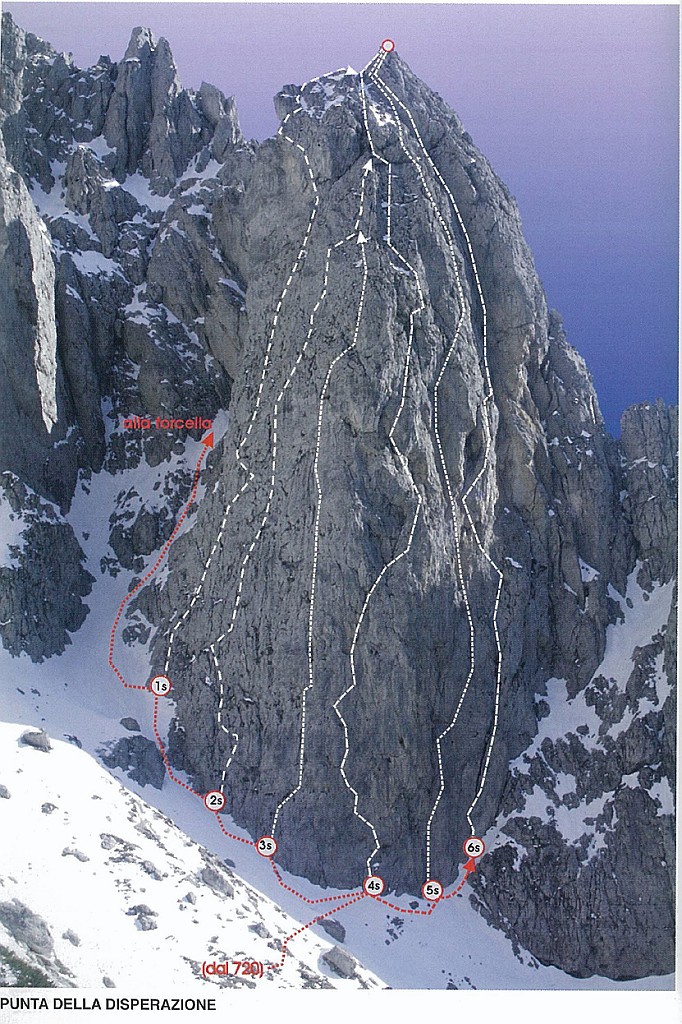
[471, 402, 677, 978]
[0, 13, 234, 657]
[0, 473, 93, 660]
[0, 141, 77, 508]
[0, 14, 675, 980]
[139, 51, 675, 985]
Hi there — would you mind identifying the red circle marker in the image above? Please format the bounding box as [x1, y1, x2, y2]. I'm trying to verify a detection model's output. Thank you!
[363, 875, 385, 897]
[421, 879, 443, 901]
[462, 836, 485, 859]
[149, 674, 172, 696]
[256, 835, 278, 858]
[204, 790, 226, 812]
[381, 39, 395, 53]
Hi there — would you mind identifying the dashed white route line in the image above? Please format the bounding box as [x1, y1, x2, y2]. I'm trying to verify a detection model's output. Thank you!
[329, 65, 428, 876]
[367, 69, 475, 875]
[209, 155, 374, 665]
[398, 114, 505, 831]
[360, 48, 387, 78]
[151, 47, 503, 885]
[271, 207, 373, 838]
[209, 642, 239, 794]
[163, 85, 322, 677]
[369, 62, 504, 866]
[375, 73, 505, 830]
[210, 239, 335, 648]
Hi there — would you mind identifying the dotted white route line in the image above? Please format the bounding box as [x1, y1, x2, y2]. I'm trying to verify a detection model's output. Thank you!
[209, 642, 239, 795]
[383, 84, 494, 395]
[301, 65, 349, 91]
[211, 235, 339, 649]
[360, 58, 389, 169]
[352, 161, 373, 234]
[339, 494, 421, 876]
[163, 84, 322, 676]
[329, 241, 379, 861]
[211, 155, 374, 658]
[194, 69, 372, 807]
[272, 222, 372, 840]
[374, 73, 505, 831]
[368, 70, 476, 876]
[330, 69, 428, 876]
[370, 67, 503, 871]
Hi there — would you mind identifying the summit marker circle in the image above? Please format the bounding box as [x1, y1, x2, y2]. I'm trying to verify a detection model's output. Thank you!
[381, 39, 395, 53]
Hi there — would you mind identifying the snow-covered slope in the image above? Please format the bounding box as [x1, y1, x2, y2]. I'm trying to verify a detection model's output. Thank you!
[0, 722, 383, 990]
[0, 13, 676, 989]
[0, 432, 674, 992]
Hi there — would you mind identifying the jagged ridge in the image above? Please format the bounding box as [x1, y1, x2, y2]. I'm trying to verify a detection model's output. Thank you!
[0, 15, 676, 982]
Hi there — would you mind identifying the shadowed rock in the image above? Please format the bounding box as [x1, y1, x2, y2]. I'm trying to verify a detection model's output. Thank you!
[20, 728, 51, 752]
[0, 899, 54, 956]
[101, 734, 165, 788]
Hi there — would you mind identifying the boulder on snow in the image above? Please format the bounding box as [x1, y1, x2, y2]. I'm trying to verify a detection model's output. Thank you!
[0, 898, 54, 957]
[62, 847, 90, 862]
[126, 904, 157, 932]
[101, 734, 165, 788]
[120, 717, 141, 732]
[321, 945, 357, 979]
[140, 859, 164, 880]
[249, 921, 271, 939]
[199, 865, 234, 898]
[319, 918, 346, 943]
[20, 729, 51, 752]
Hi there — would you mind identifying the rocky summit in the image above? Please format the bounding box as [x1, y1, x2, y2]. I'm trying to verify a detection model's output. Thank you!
[0, 14, 676, 982]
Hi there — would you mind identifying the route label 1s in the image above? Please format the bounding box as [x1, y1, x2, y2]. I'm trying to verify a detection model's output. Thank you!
[149, 674, 172, 696]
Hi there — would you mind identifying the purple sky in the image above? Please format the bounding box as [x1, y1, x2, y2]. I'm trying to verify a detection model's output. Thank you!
[5, 3, 678, 434]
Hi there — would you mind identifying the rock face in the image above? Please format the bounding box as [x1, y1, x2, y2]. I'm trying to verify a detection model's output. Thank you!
[620, 401, 677, 583]
[0, 13, 676, 982]
[0, 473, 93, 660]
[0, 139, 73, 508]
[0, 12, 232, 661]
[0, 899, 54, 957]
[469, 395, 677, 979]
[101, 734, 165, 789]
[20, 729, 52, 753]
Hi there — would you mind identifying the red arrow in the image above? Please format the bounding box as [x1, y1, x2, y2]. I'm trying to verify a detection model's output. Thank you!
[109, 435, 210, 693]
[464, 857, 477, 875]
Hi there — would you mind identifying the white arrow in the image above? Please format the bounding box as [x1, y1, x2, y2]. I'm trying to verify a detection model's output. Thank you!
[357, 231, 368, 245]
[362, 158, 373, 173]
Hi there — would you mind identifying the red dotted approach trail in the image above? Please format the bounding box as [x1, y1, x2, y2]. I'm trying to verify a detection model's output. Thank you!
[106, 36, 490, 970]
[107, 428, 477, 971]
[108, 432, 214, 692]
